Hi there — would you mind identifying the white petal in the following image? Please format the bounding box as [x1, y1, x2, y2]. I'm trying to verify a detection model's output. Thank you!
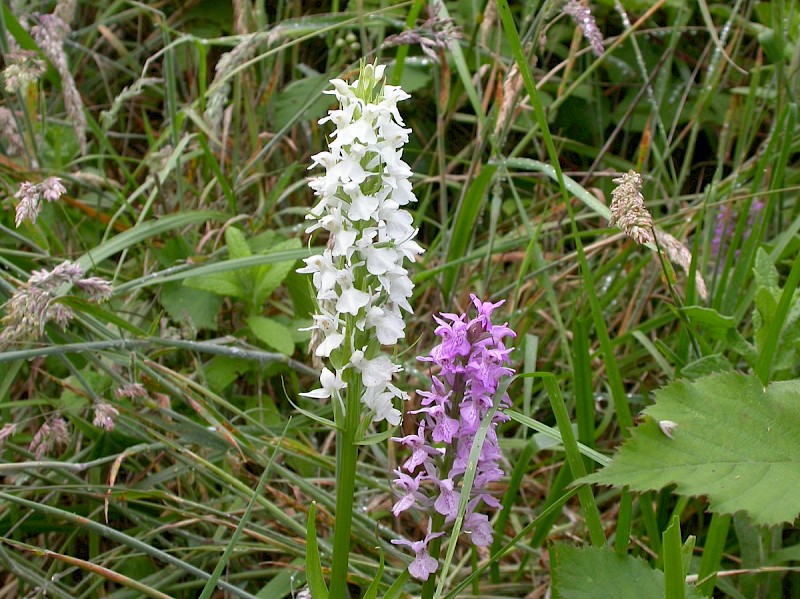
[315, 332, 344, 357]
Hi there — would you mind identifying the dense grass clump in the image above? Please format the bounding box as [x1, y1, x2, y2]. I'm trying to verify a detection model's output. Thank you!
[1, 1, 799, 597]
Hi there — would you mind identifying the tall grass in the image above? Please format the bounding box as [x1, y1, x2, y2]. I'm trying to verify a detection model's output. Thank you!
[1, 1, 799, 597]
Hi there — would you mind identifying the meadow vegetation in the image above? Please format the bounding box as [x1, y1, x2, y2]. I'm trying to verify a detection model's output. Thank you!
[1, 1, 799, 597]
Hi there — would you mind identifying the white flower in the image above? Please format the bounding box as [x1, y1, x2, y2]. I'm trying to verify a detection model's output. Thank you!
[362, 384, 404, 426]
[336, 283, 371, 315]
[362, 305, 406, 345]
[300, 310, 345, 357]
[296, 253, 338, 296]
[351, 349, 401, 387]
[299, 63, 423, 423]
[300, 367, 346, 401]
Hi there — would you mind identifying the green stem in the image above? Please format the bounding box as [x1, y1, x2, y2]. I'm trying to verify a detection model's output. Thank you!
[421, 374, 465, 599]
[329, 369, 362, 598]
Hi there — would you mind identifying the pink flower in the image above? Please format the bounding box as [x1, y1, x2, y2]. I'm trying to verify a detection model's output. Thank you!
[391, 530, 444, 581]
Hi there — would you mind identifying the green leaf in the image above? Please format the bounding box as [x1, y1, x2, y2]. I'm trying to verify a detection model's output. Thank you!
[362, 548, 384, 599]
[247, 316, 295, 356]
[382, 570, 410, 599]
[160, 282, 222, 331]
[680, 354, 733, 379]
[184, 271, 245, 298]
[753, 247, 780, 295]
[355, 427, 395, 446]
[680, 306, 736, 339]
[662, 516, 685, 599]
[584, 372, 800, 526]
[444, 163, 498, 298]
[551, 544, 702, 599]
[272, 75, 333, 131]
[76, 211, 226, 272]
[305, 502, 328, 599]
[252, 238, 302, 308]
[204, 356, 251, 391]
[225, 227, 252, 260]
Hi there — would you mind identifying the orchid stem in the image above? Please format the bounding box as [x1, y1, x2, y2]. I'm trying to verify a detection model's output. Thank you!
[329, 371, 361, 598]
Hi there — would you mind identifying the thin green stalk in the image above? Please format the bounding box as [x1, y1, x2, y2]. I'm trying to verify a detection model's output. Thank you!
[390, 0, 426, 85]
[328, 369, 362, 598]
[421, 375, 465, 599]
[540, 373, 605, 546]
[614, 491, 633, 557]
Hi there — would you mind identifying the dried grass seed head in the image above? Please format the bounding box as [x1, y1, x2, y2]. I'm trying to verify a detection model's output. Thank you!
[609, 170, 654, 245]
[3, 49, 47, 92]
[30, 12, 87, 154]
[0, 107, 25, 155]
[654, 229, 708, 301]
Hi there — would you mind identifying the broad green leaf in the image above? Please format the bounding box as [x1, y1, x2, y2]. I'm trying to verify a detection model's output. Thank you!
[551, 544, 702, 599]
[753, 248, 780, 294]
[160, 282, 222, 331]
[272, 75, 333, 131]
[680, 354, 733, 379]
[225, 227, 252, 260]
[204, 356, 251, 391]
[184, 271, 245, 298]
[584, 372, 800, 526]
[252, 238, 302, 308]
[247, 316, 295, 356]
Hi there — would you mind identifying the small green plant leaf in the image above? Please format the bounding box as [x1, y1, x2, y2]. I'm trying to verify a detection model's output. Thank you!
[662, 515, 685, 599]
[680, 354, 733, 379]
[305, 502, 328, 599]
[584, 372, 800, 526]
[680, 306, 736, 338]
[361, 548, 384, 599]
[225, 227, 252, 260]
[551, 544, 702, 599]
[272, 75, 333, 131]
[443, 163, 498, 299]
[247, 316, 295, 356]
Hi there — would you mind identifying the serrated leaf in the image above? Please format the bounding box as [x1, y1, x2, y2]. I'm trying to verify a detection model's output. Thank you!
[680, 354, 733, 379]
[680, 306, 736, 338]
[753, 247, 779, 293]
[584, 372, 800, 526]
[552, 544, 702, 599]
[247, 316, 295, 356]
[225, 227, 252, 260]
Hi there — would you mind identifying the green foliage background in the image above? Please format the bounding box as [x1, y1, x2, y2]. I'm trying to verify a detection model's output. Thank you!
[1, 0, 799, 597]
